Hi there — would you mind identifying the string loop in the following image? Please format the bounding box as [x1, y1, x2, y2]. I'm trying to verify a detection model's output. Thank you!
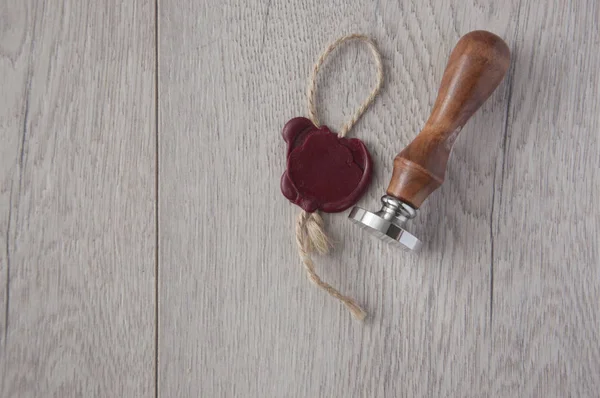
[307, 34, 384, 137]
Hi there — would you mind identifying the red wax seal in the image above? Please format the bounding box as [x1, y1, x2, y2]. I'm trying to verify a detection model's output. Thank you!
[280, 117, 372, 213]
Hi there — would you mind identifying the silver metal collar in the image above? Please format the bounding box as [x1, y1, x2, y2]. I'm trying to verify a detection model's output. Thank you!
[348, 196, 422, 251]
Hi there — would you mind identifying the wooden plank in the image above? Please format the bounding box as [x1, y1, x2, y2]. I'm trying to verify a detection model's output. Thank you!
[0, 1, 156, 396]
[158, 1, 543, 397]
[490, 1, 600, 396]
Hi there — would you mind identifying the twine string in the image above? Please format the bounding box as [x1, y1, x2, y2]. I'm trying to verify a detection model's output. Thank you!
[296, 34, 384, 321]
[307, 34, 384, 137]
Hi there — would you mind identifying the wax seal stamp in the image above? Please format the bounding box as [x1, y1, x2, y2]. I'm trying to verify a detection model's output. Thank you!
[280, 117, 372, 213]
[349, 30, 511, 251]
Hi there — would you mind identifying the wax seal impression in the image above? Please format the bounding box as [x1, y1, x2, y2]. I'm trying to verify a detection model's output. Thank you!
[280, 117, 372, 213]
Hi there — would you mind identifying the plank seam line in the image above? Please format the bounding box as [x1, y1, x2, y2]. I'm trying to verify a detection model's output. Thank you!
[154, 0, 160, 396]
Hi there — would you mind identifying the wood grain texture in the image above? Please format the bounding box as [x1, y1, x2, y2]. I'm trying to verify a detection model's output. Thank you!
[3, 0, 598, 397]
[0, 1, 156, 396]
[158, 1, 524, 397]
[489, 1, 600, 396]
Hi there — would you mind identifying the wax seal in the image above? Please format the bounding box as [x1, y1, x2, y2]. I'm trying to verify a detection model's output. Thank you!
[280, 117, 372, 213]
[280, 34, 383, 321]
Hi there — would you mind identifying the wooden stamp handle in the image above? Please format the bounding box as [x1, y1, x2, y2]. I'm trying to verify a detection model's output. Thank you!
[386, 30, 510, 208]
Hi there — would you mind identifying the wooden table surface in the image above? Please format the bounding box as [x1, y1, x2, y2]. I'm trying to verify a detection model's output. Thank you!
[1, 1, 599, 397]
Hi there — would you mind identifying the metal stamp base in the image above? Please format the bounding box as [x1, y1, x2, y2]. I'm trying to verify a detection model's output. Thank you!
[348, 196, 422, 251]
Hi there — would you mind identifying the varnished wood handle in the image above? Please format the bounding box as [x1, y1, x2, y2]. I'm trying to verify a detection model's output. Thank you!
[386, 30, 510, 208]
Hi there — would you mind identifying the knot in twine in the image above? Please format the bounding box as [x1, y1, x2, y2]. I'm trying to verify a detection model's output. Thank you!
[296, 34, 384, 321]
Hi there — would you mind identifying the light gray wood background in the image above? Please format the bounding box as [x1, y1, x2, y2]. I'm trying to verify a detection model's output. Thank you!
[1, 0, 598, 397]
